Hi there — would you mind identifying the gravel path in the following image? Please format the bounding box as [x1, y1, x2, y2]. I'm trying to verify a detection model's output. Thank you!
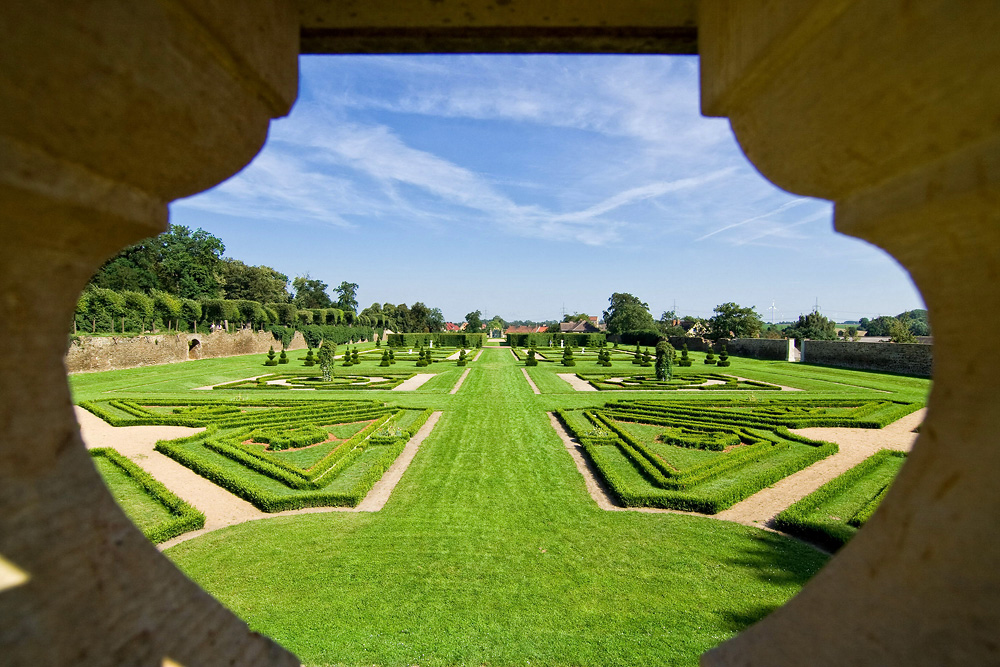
[76, 406, 442, 549]
[548, 408, 925, 538]
[522, 368, 540, 394]
[392, 373, 435, 391]
[557, 373, 597, 391]
[449, 368, 471, 394]
[472, 349, 484, 362]
[715, 408, 925, 527]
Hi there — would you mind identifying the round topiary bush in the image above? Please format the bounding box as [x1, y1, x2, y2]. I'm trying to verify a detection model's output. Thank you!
[704, 348, 717, 365]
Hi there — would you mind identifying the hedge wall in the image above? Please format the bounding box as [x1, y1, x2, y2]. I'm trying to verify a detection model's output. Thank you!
[385, 332, 486, 348]
[506, 332, 606, 347]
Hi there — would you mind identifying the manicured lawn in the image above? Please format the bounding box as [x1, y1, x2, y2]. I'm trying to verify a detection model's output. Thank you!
[73, 346, 929, 666]
[93, 455, 176, 528]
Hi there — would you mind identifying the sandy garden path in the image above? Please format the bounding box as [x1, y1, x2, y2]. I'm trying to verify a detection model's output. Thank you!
[449, 368, 471, 394]
[76, 406, 442, 549]
[392, 373, 435, 391]
[549, 408, 925, 539]
[715, 408, 925, 527]
[557, 373, 597, 391]
[472, 349, 484, 362]
[522, 368, 541, 394]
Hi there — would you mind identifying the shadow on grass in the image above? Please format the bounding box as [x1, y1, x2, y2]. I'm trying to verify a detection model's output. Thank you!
[726, 530, 829, 585]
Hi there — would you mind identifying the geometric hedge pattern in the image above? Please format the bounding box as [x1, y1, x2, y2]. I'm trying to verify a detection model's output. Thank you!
[81, 398, 432, 512]
[558, 398, 921, 514]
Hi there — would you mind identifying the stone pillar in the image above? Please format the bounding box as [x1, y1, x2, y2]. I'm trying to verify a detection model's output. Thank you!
[699, 1, 1000, 664]
[0, 2, 301, 665]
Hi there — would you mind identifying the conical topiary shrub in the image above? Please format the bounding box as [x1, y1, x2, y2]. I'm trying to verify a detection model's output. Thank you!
[379, 350, 391, 367]
[525, 348, 537, 367]
[562, 345, 576, 367]
[717, 345, 731, 367]
[264, 346, 278, 366]
[352, 348, 359, 364]
[304, 348, 315, 366]
[704, 348, 717, 365]
[457, 349, 468, 367]
[632, 344, 642, 364]
[278, 349, 289, 364]
[679, 344, 693, 367]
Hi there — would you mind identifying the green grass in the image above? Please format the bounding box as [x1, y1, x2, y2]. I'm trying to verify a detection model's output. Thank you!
[93, 455, 176, 528]
[72, 346, 929, 666]
[773, 450, 907, 551]
[90, 448, 205, 543]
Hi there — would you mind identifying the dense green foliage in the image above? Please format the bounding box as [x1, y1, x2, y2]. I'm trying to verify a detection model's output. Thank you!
[603, 292, 657, 335]
[784, 310, 838, 341]
[709, 302, 763, 339]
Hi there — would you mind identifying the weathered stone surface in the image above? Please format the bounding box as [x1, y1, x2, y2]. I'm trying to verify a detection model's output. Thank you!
[802, 340, 932, 378]
[700, 1, 999, 665]
[66, 330, 308, 373]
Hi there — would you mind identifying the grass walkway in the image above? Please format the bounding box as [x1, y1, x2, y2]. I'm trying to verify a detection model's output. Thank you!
[166, 348, 828, 666]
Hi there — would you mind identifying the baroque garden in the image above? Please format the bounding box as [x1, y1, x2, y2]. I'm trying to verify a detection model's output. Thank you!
[72, 333, 929, 666]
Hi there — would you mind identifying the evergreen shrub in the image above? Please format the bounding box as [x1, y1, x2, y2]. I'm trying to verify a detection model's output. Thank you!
[265, 346, 278, 366]
[278, 349, 289, 364]
[717, 345, 731, 367]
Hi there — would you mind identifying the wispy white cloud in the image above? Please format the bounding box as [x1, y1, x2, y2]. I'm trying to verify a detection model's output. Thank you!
[694, 199, 815, 242]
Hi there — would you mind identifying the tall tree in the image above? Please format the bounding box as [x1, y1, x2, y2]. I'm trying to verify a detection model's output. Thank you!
[465, 310, 483, 332]
[220, 258, 290, 303]
[334, 281, 359, 312]
[155, 225, 226, 299]
[783, 310, 838, 341]
[603, 292, 656, 335]
[87, 223, 225, 299]
[292, 274, 332, 309]
[708, 302, 763, 339]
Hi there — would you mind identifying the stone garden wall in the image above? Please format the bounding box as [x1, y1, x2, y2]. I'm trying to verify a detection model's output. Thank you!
[801, 339, 932, 377]
[66, 330, 307, 373]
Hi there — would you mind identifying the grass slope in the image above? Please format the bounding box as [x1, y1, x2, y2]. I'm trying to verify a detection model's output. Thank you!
[163, 349, 829, 666]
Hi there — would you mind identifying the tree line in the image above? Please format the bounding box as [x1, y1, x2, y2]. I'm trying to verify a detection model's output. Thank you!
[76, 224, 448, 337]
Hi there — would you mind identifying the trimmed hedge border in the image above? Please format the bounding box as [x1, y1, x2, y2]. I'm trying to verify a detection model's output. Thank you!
[559, 402, 839, 514]
[90, 447, 205, 543]
[773, 449, 907, 551]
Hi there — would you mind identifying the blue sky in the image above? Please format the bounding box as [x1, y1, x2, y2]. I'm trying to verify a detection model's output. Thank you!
[170, 55, 924, 324]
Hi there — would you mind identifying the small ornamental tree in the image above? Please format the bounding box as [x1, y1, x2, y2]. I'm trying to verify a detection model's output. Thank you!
[379, 350, 391, 367]
[352, 348, 360, 364]
[278, 349, 289, 364]
[389, 348, 396, 364]
[640, 348, 652, 367]
[304, 348, 315, 366]
[416, 348, 428, 367]
[717, 345, 731, 367]
[457, 349, 468, 367]
[562, 345, 576, 367]
[525, 348, 538, 367]
[317, 341, 336, 381]
[655, 340, 674, 381]
[632, 344, 642, 364]
[342, 348, 353, 366]
[376, 336, 381, 347]
[704, 348, 717, 365]
[264, 346, 278, 366]
[679, 344, 693, 367]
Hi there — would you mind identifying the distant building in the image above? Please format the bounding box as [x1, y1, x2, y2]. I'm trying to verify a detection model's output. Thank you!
[505, 325, 548, 334]
[559, 316, 604, 333]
